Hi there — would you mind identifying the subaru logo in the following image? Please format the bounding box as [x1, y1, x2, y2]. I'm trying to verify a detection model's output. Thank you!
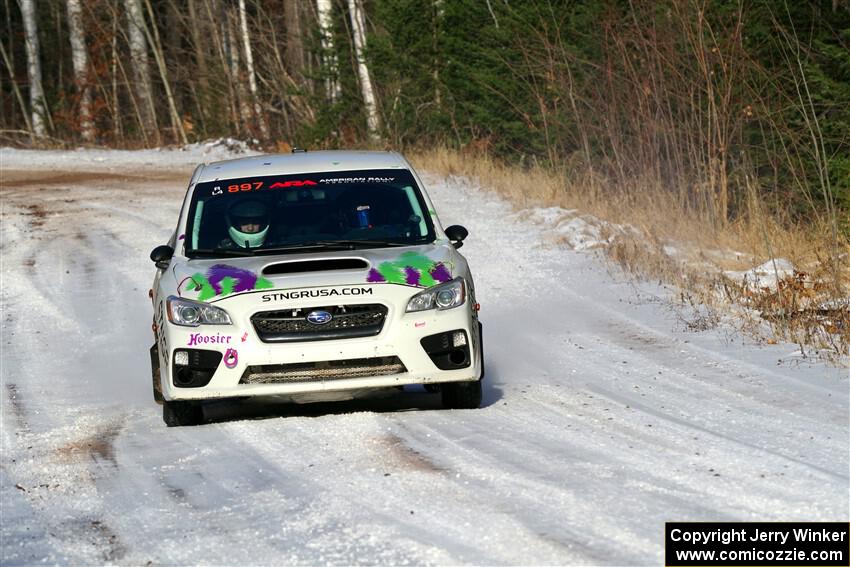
[306, 310, 333, 325]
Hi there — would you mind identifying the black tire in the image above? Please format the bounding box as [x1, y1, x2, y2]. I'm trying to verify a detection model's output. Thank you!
[150, 344, 164, 404]
[162, 401, 204, 427]
[441, 321, 484, 409]
[441, 378, 482, 409]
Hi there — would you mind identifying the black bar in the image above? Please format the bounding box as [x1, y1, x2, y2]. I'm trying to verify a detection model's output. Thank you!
[666, 522, 849, 566]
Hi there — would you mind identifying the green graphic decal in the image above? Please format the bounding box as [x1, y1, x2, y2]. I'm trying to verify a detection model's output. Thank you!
[185, 264, 273, 301]
[367, 252, 452, 287]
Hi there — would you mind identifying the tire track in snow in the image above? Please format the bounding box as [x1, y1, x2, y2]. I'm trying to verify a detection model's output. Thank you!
[217, 413, 583, 564]
[4, 383, 28, 432]
[379, 432, 448, 473]
[1, 415, 129, 563]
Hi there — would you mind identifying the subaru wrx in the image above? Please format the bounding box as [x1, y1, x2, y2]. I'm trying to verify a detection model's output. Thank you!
[149, 151, 483, 426]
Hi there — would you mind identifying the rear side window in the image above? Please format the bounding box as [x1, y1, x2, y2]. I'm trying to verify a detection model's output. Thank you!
[185, 169, 435, 252]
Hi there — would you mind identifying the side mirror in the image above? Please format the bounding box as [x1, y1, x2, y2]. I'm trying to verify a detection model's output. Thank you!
[444, 225, 469, 249]
[150, 245, 174, 270]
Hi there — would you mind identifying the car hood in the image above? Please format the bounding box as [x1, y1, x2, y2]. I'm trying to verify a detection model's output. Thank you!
[170, 243, 460, 303]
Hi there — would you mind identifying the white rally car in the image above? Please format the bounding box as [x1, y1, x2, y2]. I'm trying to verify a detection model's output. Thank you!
[149, 150, 483, 426]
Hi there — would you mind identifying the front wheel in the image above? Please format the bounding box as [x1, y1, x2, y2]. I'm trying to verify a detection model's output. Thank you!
[441, 379, 482, 409]
[150, 344, 164, 404]
[162, 400, 204, 427]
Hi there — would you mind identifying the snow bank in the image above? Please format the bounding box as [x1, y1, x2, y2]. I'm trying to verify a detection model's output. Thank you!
[514, 206, 640, 251]
[818, 297, 850, 310]
[724, 258, 796, 291]
[1, 137, 260, 171]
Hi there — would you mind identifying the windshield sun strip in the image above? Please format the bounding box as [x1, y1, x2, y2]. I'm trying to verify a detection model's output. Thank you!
[183, 169, 437, 254]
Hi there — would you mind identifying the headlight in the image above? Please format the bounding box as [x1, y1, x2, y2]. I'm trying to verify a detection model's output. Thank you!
[406, 278, 465, 312]
[167, 296, 232, 326]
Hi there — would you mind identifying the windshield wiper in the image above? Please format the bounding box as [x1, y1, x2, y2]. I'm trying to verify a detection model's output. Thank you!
[186, 247, 255, 258]
[250, 243, 350, 255]
[190, 240, 414, 258]
[251, 240, 409, 255]
[315, 239, 410, 249]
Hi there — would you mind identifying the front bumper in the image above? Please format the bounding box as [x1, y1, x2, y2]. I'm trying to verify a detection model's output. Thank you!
[158, 284, 481, 402]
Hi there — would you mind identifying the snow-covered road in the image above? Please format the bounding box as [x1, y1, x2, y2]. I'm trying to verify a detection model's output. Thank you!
[1, 147, 847, 565]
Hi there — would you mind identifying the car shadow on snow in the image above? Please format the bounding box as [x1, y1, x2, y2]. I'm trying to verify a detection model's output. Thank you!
[481, 378, 503, 408]
[200, 382, 503, 425]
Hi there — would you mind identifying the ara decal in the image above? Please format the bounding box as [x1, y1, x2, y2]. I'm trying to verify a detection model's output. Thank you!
[184, 264, 273, 301]
[219, 179, 317, 194]
[366, 252, 452, 288]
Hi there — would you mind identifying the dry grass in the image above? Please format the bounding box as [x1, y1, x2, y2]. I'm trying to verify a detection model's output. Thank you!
[410, 147, 849, 364]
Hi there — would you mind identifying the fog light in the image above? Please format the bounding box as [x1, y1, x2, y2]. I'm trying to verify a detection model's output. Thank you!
[420, 330, 471, 370]
[452, 331, 467, 347]
[175, 351, 189, 366]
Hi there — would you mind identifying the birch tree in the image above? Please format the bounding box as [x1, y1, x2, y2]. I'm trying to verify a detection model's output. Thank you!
[238, 0, 268, 138]
[347, 0, 380, 139]
[124, 0, 158, 144]
[65, 0, 94, 142]
[19, 0, 46, 137]
[226, 8, 252, 135]
[316, 0, 341, 103]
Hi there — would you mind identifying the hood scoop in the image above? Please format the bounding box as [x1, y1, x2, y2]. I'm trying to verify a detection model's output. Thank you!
[263, 258, 369, 276]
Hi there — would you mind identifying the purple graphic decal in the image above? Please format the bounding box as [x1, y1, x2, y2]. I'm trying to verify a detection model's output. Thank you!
[367, 268, 386, 283]
[365, 253, 453, 288]
[430, 262, 452, 283]
[405, 266, 421, 286]
[208, 264, 257, 294]
[186, 264, 274, 301]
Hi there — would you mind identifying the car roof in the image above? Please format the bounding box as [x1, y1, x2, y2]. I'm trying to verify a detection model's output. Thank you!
[195, 150, 410, 183]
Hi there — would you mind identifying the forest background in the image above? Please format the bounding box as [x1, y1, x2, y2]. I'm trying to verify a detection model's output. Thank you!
[2, 0, 849, 358]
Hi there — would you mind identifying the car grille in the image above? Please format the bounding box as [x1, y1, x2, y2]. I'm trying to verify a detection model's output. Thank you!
[239, 356, 406, 384]
[251, 304, 388, 343]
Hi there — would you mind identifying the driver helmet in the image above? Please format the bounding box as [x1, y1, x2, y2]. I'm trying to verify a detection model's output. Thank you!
[227, 199, 270, 248]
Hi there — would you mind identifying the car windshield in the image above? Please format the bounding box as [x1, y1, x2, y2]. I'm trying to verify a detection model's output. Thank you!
[184, 168, 436, 257]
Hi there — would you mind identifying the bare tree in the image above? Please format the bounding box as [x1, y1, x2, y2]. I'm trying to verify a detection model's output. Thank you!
[316, 0, 340, 103]
[284, 1, 305, 83]
[65, 0, 94, 142]
[187, 0, 212, 134]
[19, 0, 47, 137]
[0, 40, 32, 135]
[124, 0, 158, 144]
[238, 0, 268, 138]
[347, 0, 380, 139]
[226, 7, 252, 135]
[201, 0, 240, 134]
[140, 0, 188, 144]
